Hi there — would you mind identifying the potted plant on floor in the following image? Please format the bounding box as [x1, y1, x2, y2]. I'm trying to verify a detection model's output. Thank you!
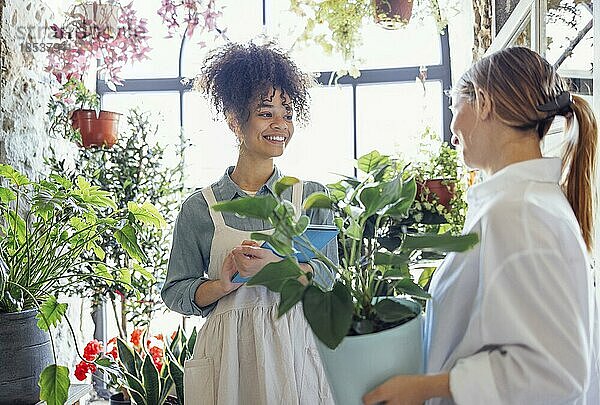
[74, 327, 197, 405]
[289, 0, 450, 78]
[49, 78, 121, 148]
[212, 150, 478, 404]
[0, 164, 165, 405]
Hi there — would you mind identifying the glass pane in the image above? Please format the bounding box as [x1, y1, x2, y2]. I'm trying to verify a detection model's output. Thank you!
[183, 91, 238, 189]
[182, 86, 354, 188]
[356, 81, 444, 161]
[182, 0, 263, 78]
[277, 86, 355, 184]
[510, 19, 531, 48]
[118, 0, 181, 79]
[266, 0, 441, 73]
[546, 0, 593, 72]
[101, 92, 181, 151]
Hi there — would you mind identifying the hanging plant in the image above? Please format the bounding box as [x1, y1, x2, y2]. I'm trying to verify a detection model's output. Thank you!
[46, 1, 151, 90]
[157, 0, 228, 45]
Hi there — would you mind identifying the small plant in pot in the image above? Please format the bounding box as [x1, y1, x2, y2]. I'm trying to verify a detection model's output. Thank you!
[75, 327, 197, 405]
[0, 164, 165, 405]
[212, 150, 478, 404]
[49, 78, 121, 148]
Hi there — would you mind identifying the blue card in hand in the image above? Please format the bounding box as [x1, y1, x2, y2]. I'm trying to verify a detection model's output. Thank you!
[230, 224, 339, 284]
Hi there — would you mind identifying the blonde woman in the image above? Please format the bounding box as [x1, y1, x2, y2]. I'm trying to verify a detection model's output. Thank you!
[364, 47, 599, 405]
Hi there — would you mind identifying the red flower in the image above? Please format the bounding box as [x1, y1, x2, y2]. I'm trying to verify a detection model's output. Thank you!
[149, 346, 164, 372]
[74, 360, 97, 381]
[107, 337, 117, 345]
[107, 337, 118, 359]
[130, 328, 143, 347]
[83, 339, 103, 361]
[170, 330, 177, 340]
[155, 333, 164, 341]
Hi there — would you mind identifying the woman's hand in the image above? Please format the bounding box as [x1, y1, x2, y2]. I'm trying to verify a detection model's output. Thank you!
[217, 253, 243, 294]
[362, 374, 450, 405]
[230, 240, 281, 279]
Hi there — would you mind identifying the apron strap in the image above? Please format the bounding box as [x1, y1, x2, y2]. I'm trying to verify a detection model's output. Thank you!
[201, 186, 226, 229]
[291, 181, 304, 221]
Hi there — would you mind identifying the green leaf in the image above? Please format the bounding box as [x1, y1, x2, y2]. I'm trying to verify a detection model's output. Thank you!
[0, 164, 30, 186]
[302, 282, 353, 349]
[373, 252, 409, 267]
[117, 338, 137, 377]
[393, 278, 431, 299]
[38, 364, 70, 405]
[187, 327, 198, 357]
[36, 296, 68, 331]
[374, 299, 417, 323]
[115, 225, 147, 263]
[403, 233, 479, 253]
[357, 151, 389, 173]
[212, 195, 278, 220]
[166, 348, 185, 405]
[133, 262, 156, 283]
[0, 187, 16, 203]
[303, 192, 333, 210]
[246, 257, 303, 292]
[128, 201, 167, 228]
[274, 176, 299, 197]
[385, 178, 417, 217]
[250, 232, 295, 256]
[94, 264, 113, 285]
[123, 371, 146, 405]
[278, 279, 306, 317]
[75, 176, 117, 209]
[294, 215, 310, 235]
[418, 267, 436, 288]
[117, 267, 132, 289]
[142, 352, 160, 405]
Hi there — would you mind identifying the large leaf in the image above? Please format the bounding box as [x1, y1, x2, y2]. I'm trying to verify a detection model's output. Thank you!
[115, 225, 147, 263]
[166, 348, 185, 405]
[212, 195, 278, 220]
[302, 282, 353, 349]
[277, 279, 306, 317]
[117, 338, 138, 377]
[0, 164, 30, 186]
[75, 176, 117, 209]
[359, 174, 403, 218]
[36, 296, 68, 331]
[274, 176, 299, 197]
[303, 192, 333, 210]
[123, 371, 146, 405]
[133, 262, 156, 283]
[374, 299, 417, 323]
[0, 187, 16, 203]
[187, 327, 198, 357]
[373, 252, 409, 267]
[38, 364, 70, 405]
[93, 264, 113, 285]
[393, 278, 431, 299]
[403, 233, 479, 253]
[246, 257, 303, 292]
[418, 267, 436, 288]
[357, 151, 389, 173]
[142, 352, 160, 405]
[128, 201, 167, 228]
[385, 177, 417, 217]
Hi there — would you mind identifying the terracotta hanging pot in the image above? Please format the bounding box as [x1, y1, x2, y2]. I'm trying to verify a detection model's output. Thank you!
[372, 0, 415, 30]
[417, 178, 455, 209]
[71, 109, 121, 148]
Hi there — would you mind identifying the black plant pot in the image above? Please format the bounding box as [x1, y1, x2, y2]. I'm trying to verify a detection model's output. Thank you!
[109, 392, 131, 405]
[0, 309, 53, 405]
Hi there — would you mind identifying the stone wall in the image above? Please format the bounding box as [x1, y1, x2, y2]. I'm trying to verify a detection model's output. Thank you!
[0, 0, 93, 385]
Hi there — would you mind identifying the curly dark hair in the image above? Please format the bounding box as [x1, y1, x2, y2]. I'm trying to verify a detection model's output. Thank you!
[195, 42, 313, 127]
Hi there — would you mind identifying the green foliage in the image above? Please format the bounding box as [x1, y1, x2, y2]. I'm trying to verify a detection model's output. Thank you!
[0, 163, 161, 313]
[289, 0, 449, 77]
[47, 78, 100, 144]
[38, 365, 70, 405]
[48, 109, 187, 331]
[96, 327, 197, 405]
[213, 150, 478, 349]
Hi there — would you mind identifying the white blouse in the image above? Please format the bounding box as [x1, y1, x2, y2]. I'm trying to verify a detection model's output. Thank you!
[424, 158, 599, 404]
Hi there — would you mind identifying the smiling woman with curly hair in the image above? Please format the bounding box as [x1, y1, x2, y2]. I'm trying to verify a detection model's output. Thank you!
[162, 42, 337, 405]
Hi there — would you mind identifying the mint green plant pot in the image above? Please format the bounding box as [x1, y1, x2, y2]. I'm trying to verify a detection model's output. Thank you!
[315, 300, 423, 405]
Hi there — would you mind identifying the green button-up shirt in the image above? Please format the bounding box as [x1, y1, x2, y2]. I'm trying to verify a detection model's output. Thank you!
[161, 166, 338, 317]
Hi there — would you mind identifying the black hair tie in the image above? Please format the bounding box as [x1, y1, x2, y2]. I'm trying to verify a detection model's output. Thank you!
[536, 90, 573, 116]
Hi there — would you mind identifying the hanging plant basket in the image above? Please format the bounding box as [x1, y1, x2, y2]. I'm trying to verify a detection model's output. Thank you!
[372, 0, 415, 29]
[71, 109, 121, 148]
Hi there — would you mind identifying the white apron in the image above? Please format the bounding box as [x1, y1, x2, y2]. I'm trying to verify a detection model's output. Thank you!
[184, 182, 333, 405]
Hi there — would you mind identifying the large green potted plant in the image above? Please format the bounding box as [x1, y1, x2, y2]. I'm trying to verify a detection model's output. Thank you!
[289, 0, 449, 77]
[212, 150, 478, 404]
[0, 164, 164, 405]
[49, 109, 188, 338]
